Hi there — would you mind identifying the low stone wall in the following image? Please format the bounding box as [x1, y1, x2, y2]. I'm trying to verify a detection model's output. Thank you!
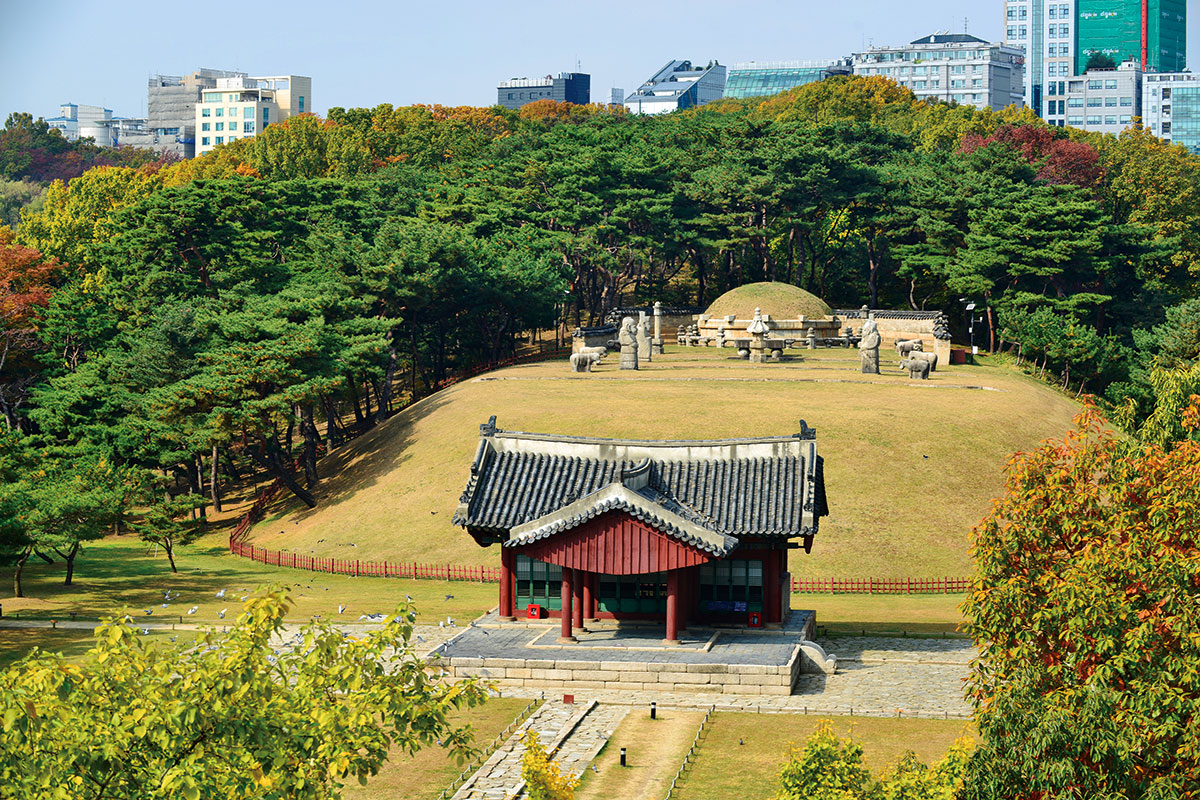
[448, 650, 803, 695]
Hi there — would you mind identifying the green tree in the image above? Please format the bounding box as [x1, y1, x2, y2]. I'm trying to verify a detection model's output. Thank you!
[962, 405, 1200, 798]
[0, 590, 489, 799]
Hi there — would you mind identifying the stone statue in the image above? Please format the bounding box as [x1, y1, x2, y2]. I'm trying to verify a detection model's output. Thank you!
[619, 316, 639, 370]
[858, 313, 881, 374]
[899, 355, 931, 380]
[636, 311, 652, 362]
[651, 301, 665, 355]
[569, 352, 600, 373]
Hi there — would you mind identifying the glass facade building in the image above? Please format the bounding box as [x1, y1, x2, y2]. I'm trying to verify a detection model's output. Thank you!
[1143, 72, 1200, 154]
[1076, 0, 1186, 74]
[724, 60, 852, 99]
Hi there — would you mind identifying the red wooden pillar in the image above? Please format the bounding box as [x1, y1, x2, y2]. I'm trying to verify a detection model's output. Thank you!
[572, 569, 585, 631]
[499, 547, 516, 621]
[765, 549, 781, 624]
[560, 568, 576, 642]
[677, 568, 688, 631]
[665, 569, 680, 644]
[582, 572, 595, 621]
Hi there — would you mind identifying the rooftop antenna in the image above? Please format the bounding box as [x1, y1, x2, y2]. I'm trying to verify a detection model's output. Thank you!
[964, 17, 969, 33]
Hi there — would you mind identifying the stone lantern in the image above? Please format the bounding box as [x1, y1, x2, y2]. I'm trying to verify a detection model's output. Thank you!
[746, 307, 770, 364]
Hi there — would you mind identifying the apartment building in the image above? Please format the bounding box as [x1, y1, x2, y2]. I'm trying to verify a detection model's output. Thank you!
[195, 75, 311, 156]
[852, 33, 1024, 112]
[1143, 71, 1200, 153]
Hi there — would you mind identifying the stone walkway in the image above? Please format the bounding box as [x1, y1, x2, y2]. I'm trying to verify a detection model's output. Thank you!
[452, 700, 628, 799]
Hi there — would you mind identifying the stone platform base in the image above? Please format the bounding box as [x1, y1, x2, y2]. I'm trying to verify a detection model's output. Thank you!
[440, 610, 834, 696]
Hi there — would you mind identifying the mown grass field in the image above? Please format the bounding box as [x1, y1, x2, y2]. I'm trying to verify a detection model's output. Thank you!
[248, 345, 1080, 578]
[671, 713, 974, 800]
[343, 696, 533, 800]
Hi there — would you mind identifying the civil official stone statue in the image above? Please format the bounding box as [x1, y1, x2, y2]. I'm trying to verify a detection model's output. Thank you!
[858, 313, 881, 374]
[619, 316, 639, 370]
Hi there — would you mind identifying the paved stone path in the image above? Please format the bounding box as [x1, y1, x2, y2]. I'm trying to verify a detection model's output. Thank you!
[452, 700, 628, 800]
[496, 636, 975, 719]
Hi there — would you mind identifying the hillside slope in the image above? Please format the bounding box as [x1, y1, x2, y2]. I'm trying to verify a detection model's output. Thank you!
[249, 348, 1081, 578]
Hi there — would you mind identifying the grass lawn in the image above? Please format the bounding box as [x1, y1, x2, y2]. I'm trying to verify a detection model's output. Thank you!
[671, 713, 974, 800]
[0, 535, 497, 628]
[248, 345, 1080, 579]
[576, 708, 707, 800]
[800, 593, 967, 635]
[343, 695, 533, 800]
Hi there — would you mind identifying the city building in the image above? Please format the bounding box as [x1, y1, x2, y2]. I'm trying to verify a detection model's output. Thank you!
[852, 33, 1024, 112]
[1143, 71, 1200, 153]
[1005, 0, 1186, 124]
[496, 72, 590, 109]
[194, 75, 311, 156]
[1062, 58, 1141, 133]
[624, 60, 727, 114]
[1077, 0, 1186, 74]
[1003, 0, 1075, 122]
[123, 69, 247, 158]
[724, 59, 853, 99]
[45, 103, 114, 144]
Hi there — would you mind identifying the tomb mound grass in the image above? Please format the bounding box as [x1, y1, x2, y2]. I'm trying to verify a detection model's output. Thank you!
[704, 281, 833, 321]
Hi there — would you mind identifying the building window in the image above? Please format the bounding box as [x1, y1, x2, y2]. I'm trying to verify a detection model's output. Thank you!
[1162, 122, 1171, 133]
[1020, 7, 1027, 19]
[951, 79, 966, 88]
[215, 108, 224, 117]
[263, 107, 269, 127]
[243, 107, 254, 118]
[215, 136, 224, 144]
[1163, 88, 1172, 99]
[1105, 80, 1118, 90]
[1069, 97, 1084, 107]
[243, 121, 254, 133]
[1060, 24, 1068, 36]
[1069, 116, 1084, 125]
[1105, 97, 1117, 107]
[1049, 83, 1058, 96]
[1105, 116, 1117, 125]
[201, 108, 211, 118]
[228, 108, 236, 117]
[973, 79, 983, 88]
[1019, 25, 1027, 38]
[215, 122, 224, 131]
[1008, 8, 1017, 19]
[201, 136, 210, 145]
[201, 122, 210, 132]
[515, 557, 564, 611]
[1087, 80, 1103, 90]
[1049, 4, 1057, 17]
[1048, 24, 1057, 37]
[1008, 26, 1018, 38]
[227, 136, 236, 142]
[299, 96, 304, 113]
[1120, 115, 1132, 124]
[1087, 116, 1102, 125]
[1087, 98, 1102, 107]
[698, 560, 764, 614]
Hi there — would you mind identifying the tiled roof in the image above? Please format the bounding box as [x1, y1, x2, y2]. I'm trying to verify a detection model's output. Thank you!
[453, 420, 826, 544]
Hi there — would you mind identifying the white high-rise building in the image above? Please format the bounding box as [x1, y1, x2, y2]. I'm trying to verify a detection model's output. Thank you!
[1004, 0, 1077, 125]
[194, 75, 311, 156]
[852, 33, 1024, 112]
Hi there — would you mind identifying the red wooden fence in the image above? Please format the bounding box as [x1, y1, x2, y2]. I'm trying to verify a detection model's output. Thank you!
[228, 535, 969, 593]
[788, 576, 971, 594]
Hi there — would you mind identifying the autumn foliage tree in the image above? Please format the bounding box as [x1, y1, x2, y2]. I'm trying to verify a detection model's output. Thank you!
[960, 124, 1104, 189]
[0, 228, 59, 430]
[962, 403, 1200, 798]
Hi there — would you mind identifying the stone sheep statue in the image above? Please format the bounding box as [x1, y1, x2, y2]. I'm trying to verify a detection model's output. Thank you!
[576, 345, 608, 360]
[899, 355, 931, 380]
[906, 350, 938, 372]
[569, 352, 602, 373]
[895, 339, 924, 358]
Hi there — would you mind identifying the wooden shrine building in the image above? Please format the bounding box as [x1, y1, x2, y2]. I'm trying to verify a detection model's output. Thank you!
[453, 417, 828, 643]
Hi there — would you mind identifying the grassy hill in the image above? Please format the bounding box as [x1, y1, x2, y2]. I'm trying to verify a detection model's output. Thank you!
[248, 346, 1081, 578]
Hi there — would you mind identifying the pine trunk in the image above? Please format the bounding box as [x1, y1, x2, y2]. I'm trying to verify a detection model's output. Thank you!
[210, 443, 222, 513]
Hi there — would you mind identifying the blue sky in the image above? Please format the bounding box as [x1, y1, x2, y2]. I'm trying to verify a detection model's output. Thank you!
[3, 0, 1199, 120]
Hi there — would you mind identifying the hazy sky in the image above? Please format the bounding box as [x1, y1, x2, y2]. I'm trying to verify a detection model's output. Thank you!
[3, 0, 1199, 120]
